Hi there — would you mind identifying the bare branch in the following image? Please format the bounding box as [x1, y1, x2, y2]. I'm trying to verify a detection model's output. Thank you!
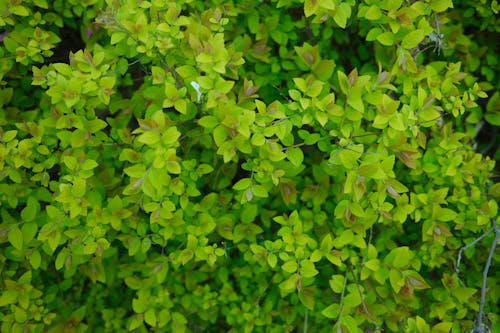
[455, 226, 494, 281]
[348, 262, 382, 331]
[456, 217, 498, 333]
[472, 218, 498, 333]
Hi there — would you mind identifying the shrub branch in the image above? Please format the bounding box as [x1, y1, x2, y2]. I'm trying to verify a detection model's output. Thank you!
[456, 218, 498, 333]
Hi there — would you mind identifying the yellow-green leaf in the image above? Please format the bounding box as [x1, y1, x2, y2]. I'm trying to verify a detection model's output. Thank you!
[321, 304, 339, 319]
[282, 260, 298, 273]
[404, 270, 431, 289]
[29, 250, 41, 269]
[286, 147, 304, 167]
[402, 29, 426, 49]
[377, 32, 394, 46]
[144, 309, 157, 327]
[365, 5, 382, 20]
[8, 226, 23, 250]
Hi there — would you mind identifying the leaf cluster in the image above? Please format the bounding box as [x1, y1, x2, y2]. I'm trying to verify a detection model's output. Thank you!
[0, 0, 498, 333]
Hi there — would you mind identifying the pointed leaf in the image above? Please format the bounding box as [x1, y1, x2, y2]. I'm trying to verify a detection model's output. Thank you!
[8, 226, 23, 250]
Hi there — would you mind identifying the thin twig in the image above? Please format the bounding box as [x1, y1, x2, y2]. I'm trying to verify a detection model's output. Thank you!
[337, 272, 348, 320]
[348, 262, 381, 331]
[456, 215, 498, 333]
[472, 218, 498, 333]
[455, 226, 494, 281]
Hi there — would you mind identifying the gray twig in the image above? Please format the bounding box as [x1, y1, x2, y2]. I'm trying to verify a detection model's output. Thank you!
[455, 226, 494, 281]
[456, 218, 498, 333]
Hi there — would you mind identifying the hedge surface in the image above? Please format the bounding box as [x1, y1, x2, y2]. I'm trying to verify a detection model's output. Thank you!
[0, 0, 499, 332]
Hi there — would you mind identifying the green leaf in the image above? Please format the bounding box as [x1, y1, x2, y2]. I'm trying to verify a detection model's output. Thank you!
[282, 260, 298, 273]
[430, 0, 453, 12]
[213, 126, 227, 146]
[340, 315, 360, 332]
[334, 3, 351, 28]
[162, 127, 181, 146]
[377, 32, 394, 46]
[389, 269, 404, 293]
[418, 107, 441, 125]
[196, 164, 214, 175]
[366, 27, 382, 41]
[432, 322, 453, 333]
[128, 237, 141, 256]
[365, 5, 382, 20]
[21, 222, 37, 243]
[484, 113, 500, 126]
[300, 259, 319, 278]
[337, 71, 349, 94]
[252, 185, 268, 198]
[251, 133, 266, 146]
[402, 29, 426, 49]
[81, 159, 98, 170]
[306, 80, 324, 98]
[63, 155, 78, 170]
[298, 287, 315, 310]
[8, 227, 23, 250]
[174, 99, 187, 114]
[172, 312, 187, 330]
[380, 0, 403, 10]
[128, 314, 143, 331]
[33, 0, 49, 9]
[138, 131, 160, 145]
[125, 164, 146, 178]
[286, 147, 304, 167]
[9, 169, 22, 183]
[83, 241, 97, 255]
[198, 116, 219, 129]
[111, 32, 127, 45]
[166, 161, 181, 174]
[329, 275, 345, 293]
[176, 65, 198, 79]
[55, 250, 68, 270]
[318, 0, 335, 10]
[333, 229, 354, 248]
[132, 298, 147, 314]
[14, 305, 28, 323]
[144, 309, 157, 327]
[357, 162, 385, 179]
[21, 197, 38, 222]
[141, 238, 152, 253]
[99, 76, 115, 90]
[404, 270, 430, 289]
[0, 290, 18, 306]
[388, 246, 412, 268]
[72, 178, 86, 197]
[233, 178, 251, 191]
[347, 89, 364, 112]
[389, 113, 405, 131]
[3, 37, 18, 53]
[29, 250, 41, 269]
[436, 207, 457, 222]
[321, 304, 339, 319]
[364, 259, 380, 271]
[338, 145, 363, 169]
[2, 130, 17, 142]
[343, 292, 361, 309]
[289, 89, 301, 101]
[267, 253, 277, 268]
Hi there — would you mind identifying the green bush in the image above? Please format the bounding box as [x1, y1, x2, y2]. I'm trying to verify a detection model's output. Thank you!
[0, 0, 498, 332]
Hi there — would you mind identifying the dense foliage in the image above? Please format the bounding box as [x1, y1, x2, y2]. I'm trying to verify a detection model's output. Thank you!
[0, 0, 499, 332]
